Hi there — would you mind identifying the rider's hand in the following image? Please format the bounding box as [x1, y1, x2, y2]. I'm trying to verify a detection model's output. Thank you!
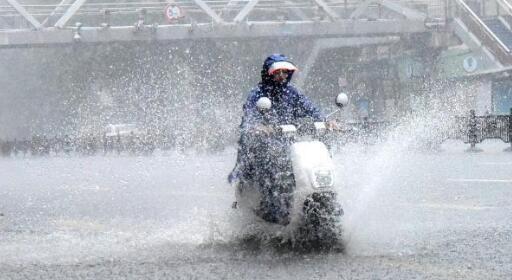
[325, 120, 342, 131]
[251, 124, 274, 136]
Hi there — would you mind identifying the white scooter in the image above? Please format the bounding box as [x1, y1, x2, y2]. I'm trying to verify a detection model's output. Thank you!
[233, 93, 349, 249]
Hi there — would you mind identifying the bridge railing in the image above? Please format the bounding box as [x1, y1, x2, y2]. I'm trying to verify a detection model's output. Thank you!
[495, 0, 512, 31]
[452, 0, 512, 64]
[0, 0, 444, 31]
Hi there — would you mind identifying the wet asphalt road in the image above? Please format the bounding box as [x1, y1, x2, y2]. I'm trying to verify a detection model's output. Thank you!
[0, 141, 511, 279]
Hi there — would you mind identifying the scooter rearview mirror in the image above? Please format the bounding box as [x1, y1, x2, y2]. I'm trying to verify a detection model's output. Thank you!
[335, 93, 349, 108]
[256, 97, 272, 112]
[324, 93, 349, 120]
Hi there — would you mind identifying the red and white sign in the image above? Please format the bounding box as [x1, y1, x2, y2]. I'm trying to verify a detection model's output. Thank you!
[165, 4, 183, 22]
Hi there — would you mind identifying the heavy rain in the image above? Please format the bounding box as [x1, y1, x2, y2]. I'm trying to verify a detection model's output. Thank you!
[1, 0, 512, 279]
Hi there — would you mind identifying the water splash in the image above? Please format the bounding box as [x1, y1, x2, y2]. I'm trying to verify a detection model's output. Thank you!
[336, 92, 468, 256]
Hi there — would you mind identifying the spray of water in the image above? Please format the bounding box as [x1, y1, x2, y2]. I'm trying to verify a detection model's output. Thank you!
[337, 86, 471, 256]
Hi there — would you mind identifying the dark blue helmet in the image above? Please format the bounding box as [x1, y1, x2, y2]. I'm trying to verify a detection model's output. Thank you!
[260, 54, 298, 85]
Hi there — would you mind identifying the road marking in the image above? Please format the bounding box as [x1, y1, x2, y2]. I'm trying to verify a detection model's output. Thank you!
[412, 203, 497, 211]
[479, 162, 512, 166]
[447, 179, 512, 183]
[400, 202, 499, 211]
[53, 219, 106, 231]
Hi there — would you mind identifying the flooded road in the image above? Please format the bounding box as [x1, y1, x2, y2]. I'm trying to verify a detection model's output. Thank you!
[1, 141, 511, 279]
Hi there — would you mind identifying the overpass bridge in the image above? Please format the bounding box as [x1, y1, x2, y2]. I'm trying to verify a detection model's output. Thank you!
[0, 0, 437, 47]
[4, 0, 512, 137]
[3, 0, 512, 77]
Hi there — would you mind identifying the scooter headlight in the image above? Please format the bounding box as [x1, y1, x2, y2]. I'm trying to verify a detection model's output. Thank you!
[312, 169, 334, 188]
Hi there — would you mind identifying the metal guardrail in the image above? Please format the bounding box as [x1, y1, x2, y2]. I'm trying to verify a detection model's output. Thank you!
[323, 118, 393, 147]
[344, 119, 392, 144]
[446, 109, 512, 151]
[329, 109, 512, 152]
[1, 109, 510, 157]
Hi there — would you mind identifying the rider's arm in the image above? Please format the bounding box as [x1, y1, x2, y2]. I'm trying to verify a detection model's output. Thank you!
[295, 91, 341, 130]
[239, 90, 264, 135]
[294, 89, 324, 121]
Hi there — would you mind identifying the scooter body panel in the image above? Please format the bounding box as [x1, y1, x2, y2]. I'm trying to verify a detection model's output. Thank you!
[288, 140, 336, 229]
[235, 139, 341, 241]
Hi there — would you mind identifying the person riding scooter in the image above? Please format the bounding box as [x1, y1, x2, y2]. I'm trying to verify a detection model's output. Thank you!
[228, 54, 332, 224]
[228, 54, 324, 186]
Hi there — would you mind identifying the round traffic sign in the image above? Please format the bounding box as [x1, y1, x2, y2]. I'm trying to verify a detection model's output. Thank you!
[463, 56, 478, 73]
[165, 4, 183, 22]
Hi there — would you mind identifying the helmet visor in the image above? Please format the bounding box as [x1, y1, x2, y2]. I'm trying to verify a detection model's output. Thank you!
[268, 61, 298, 75]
